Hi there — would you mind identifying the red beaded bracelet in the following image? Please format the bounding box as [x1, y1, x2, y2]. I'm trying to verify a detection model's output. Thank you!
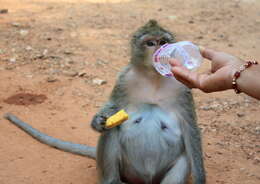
[232, 61, 258, 94]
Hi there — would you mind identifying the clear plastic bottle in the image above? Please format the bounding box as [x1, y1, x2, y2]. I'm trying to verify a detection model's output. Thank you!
[152, 41, 203, 78]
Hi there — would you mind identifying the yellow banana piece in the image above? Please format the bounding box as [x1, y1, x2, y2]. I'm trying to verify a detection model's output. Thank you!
[105, 109, 129, 129]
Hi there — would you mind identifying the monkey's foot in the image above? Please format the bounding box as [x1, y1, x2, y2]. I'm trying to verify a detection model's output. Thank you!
[101, 181, 126, 184]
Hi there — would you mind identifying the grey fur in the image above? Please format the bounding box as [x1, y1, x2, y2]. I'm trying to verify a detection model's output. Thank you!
[91, 20, 205, 184]
[4, 20, 205, 184]
[4, 113, 96, 159]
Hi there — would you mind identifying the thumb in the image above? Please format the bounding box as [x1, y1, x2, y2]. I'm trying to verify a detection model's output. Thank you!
[199, 46, 218, 61]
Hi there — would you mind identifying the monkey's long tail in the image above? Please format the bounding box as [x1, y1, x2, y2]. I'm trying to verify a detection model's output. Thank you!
[4, 113, 96, 159]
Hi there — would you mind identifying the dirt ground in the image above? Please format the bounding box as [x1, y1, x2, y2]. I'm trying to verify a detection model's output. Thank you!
[0, 0, 259, 183]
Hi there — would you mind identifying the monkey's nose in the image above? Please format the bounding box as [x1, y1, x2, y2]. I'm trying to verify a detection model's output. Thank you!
[155, 45, 161, 51]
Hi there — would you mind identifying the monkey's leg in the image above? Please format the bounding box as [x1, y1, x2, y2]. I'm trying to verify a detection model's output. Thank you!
[178, 119, 205, 184]
[161, 154, 190, 184]
[91, 101, 120, 132]
[177, 92, 206, 184]
[96, 130, 125, 184]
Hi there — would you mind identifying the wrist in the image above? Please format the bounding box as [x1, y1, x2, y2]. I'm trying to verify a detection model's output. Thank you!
[228, 59, 245, 89]
[232, 60, 258, 94]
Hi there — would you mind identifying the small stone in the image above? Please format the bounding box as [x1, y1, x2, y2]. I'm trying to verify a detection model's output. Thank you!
[11, 22, 21, 27]
[72, 89, 84, 97]
[211, 128, 216, 132]
[43, 49, 48, 56]
[96, 60, 108, 66]
[5, 65, 15, 70]
[55, 28, 64, 32]
[200, 106, 212, 111]
[46, 76, 58, 82]
[92, 78, 107, 85]
[25, 74, 33, 78]
[33, 54, 44, 59]
[168, 15, 178, 20]
[55, 88, 65, 96]
[188, 20, 194, 24]
[253, 157, 260, 163]
[216, 151, 223, 155]
[49, 69, 60, 75]
[78, 70, 88, 77]
[67, 60, 74, 64]
[62, 70, 78, 77]
[64, 50, 73, 55]
[240, 168, 245, 172]
[255, 126, 260, 135]
[205, 153, 211, 158]
[218, 34, 224, 38]
[237, 113, 245, 117]
[0, 9, 8, 14]
[9, 58, 16, 63]
[25, 46, 33, 51]
[20, 29, 29, 37]
[95, 102, 102, 108]
[197, 36, 204, 39]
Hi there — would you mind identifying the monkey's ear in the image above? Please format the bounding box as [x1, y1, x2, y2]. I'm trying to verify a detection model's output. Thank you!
[146, 19, 158, 27]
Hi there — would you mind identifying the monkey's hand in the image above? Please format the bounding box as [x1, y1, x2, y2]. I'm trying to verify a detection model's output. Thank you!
[91, 115, 108, 132]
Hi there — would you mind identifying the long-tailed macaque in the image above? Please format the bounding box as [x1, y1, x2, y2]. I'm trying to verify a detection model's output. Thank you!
[5, 20, 205, 184]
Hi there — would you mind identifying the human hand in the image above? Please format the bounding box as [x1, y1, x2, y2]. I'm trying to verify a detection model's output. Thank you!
[170, 47, 245, 92]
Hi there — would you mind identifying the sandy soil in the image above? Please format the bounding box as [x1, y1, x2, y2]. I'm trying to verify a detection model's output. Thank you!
[0, 0, 259, 183]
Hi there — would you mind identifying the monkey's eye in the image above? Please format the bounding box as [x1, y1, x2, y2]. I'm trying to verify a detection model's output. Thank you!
[159, 40, 167, 45]
[146, 41, 156, 47]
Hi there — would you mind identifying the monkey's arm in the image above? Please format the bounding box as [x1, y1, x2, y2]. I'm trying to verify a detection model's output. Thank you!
[91, 69, 129, 133]
[91, 101, 121, 132]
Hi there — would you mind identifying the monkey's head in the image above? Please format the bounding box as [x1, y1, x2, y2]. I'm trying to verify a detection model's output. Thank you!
[130, 20, 175, 68]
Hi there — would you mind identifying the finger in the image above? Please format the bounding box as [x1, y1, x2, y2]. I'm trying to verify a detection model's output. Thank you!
[171, 67, 199, 88]
[172, 64, 231, 93]
[174, 74, 196, 89]
[169, 59, 182, 67]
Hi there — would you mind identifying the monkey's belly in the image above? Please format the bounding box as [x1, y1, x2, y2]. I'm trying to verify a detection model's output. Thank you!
[118, 105, 184, 183]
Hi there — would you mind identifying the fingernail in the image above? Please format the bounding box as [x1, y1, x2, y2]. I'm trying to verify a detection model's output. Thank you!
[199, 46, 205, 52]
[169, 59, 175, 65]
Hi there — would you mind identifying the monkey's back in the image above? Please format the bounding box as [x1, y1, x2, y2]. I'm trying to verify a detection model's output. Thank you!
[118, 104, 185, 184]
